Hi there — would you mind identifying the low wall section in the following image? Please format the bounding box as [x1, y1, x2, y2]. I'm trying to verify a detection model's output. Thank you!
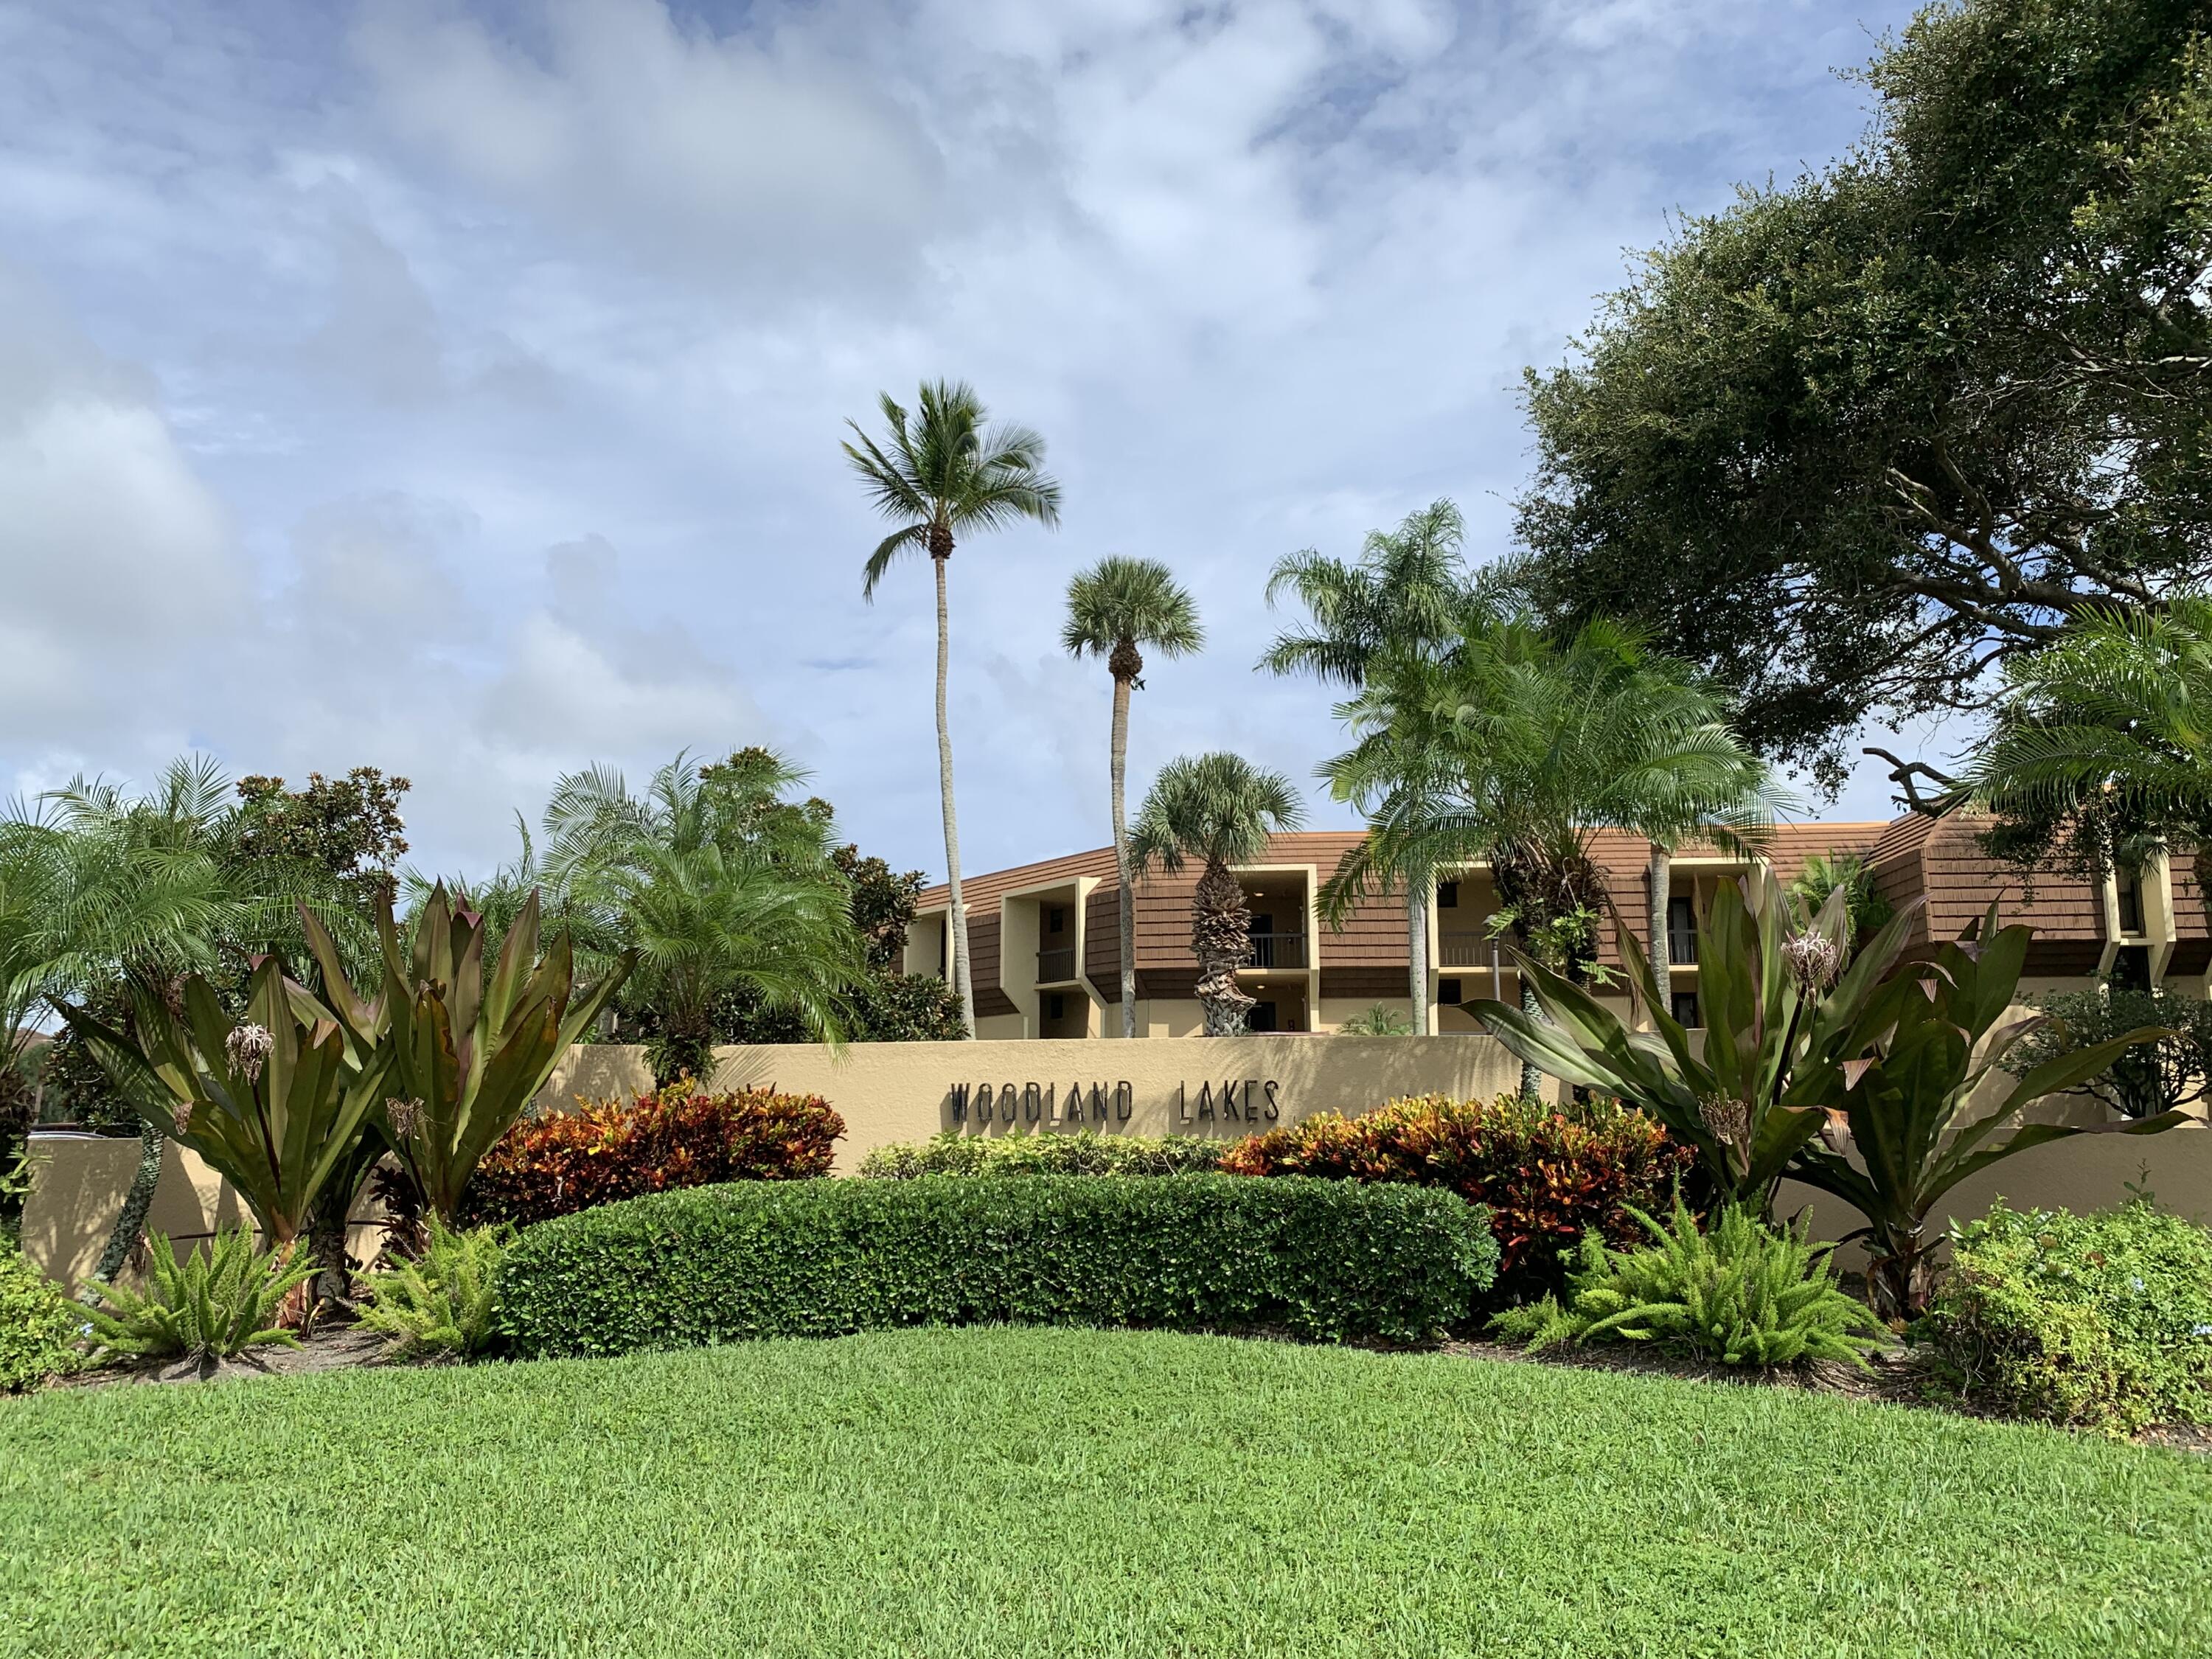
[24, 1034, 2212, 1287]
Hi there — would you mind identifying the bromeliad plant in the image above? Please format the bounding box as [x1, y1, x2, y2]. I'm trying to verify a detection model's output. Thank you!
[1788, 905, 2182, 1319]
[1472, 866, 1918, 1209]
[57, 954, 393, 1251]
[309, 885, 631, 1225]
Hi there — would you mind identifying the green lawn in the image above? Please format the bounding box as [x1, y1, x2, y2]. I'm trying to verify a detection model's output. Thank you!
[1, 1328, 2207, 1658]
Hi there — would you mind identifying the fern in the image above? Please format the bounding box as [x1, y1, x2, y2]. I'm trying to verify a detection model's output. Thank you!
[1487, 1195, 1888, 1369]
[82, 1230, 311, 1363]
[357, 1218, 510, 1358]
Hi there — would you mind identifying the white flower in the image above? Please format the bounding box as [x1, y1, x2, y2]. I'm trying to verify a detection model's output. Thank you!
[1781, 931, 1845, 995]
[225, 1023, 275, 1085]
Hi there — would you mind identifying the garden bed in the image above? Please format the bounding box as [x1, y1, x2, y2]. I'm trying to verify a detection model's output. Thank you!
[3, 1326, 2207, 1658]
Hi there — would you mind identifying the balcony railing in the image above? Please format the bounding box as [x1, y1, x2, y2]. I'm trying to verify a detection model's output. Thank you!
[1036, 946, 1078, 984]
[1242, 932, 1307, 970]
[1439, 933, 1491, 969]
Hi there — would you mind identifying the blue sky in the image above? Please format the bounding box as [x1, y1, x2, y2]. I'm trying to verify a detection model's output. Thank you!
[0, 0, 1932, 883]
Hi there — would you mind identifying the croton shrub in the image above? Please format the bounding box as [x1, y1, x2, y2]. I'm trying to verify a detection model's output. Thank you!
[1222, 1093, 1691, 1307]
[460, 1081, 844, 1228]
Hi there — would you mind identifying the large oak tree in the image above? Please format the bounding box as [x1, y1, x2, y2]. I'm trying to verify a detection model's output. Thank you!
[1514, 0, 2212, 790]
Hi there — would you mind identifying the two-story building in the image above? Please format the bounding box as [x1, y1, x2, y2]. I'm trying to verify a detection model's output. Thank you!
[900, 814, 2210, 1039]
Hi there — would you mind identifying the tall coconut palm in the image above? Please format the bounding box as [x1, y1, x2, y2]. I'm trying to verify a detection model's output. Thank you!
[1128, 754, 1306, 1036]
[1062, 557, 1204, 1039]
[542, 751, 866, 1084]
[845, 380, 1062, 1037]
[1329, 616, 1778, 1098]
[1262, 500, 1473, 1033]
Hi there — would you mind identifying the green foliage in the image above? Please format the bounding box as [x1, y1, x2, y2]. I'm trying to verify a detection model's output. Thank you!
[0, 1248, 86, 1391]
[4, 1329, 2210, 1658]
[1490, 1197, 1887, 1370]
[1953, 601, 2212, 874]
[1338, 1003, 1413, 1036]
[844, 379, 1062, 596]
[58, 953, 392, 1245]
[1916, 1199, 2212, 1436]
[80, 1229, 312, 1363]
[1514, 1, 2212, 787]
[308, 885, 630, 1224]
[1222, 1093, 1691, 1308]
[357, 1219, 510, 1359]
[857, 1130, 1227, 1179]
[1063, 556, 1205, 667]
[496, 1175, 1496, 1355]
[1324, 615, 1774, 993]
[1789, 905, 2180, 1318]
[2015, 980, 2212, 1120]
[1475, 866, 1912, 1207]
[1261, 499, 1475, 689]
[1788, 852, 1892, 946]
[539, 749, 864, 1082]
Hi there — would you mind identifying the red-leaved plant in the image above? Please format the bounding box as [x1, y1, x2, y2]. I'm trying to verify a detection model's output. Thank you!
[1221, 1093, 1691, 1307]
[459, 1081, 844, 1228]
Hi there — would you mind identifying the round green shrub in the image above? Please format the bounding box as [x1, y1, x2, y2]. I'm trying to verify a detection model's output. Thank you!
[857, 1129, 1226, 1179]
[497, 1173, 1496, 1357]
[1, 1251, 86, 1391]
[1915, 1198, 2212, 1435]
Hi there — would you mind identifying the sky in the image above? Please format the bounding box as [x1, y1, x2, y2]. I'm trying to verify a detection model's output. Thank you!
[0, 0, 1937, 886]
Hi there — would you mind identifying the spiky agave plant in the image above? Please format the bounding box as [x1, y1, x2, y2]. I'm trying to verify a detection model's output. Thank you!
[308, 885, 631, 1223]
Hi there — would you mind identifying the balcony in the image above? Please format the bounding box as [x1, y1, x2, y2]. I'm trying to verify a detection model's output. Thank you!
[1242, 931, 1307, 970]
[1439, 932, 1490, 969]
[1036, 946, 1079, 984]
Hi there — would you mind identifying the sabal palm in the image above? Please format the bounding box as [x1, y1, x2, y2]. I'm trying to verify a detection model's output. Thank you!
[1950, 599, 2212, 872]
[542, 751, 865, 1083]
[846, 380, 1062, 1037]
[1062, 557, 1204, 1038]
[1329, 617, 1775, 1095]
[1263, 500, 1475, 1033]
[1128, 754, 1305, 1036]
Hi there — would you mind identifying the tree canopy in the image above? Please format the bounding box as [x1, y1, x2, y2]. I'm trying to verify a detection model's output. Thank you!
[1514, 0, 2212, 789]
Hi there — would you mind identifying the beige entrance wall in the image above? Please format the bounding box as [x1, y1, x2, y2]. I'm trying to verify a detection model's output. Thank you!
[25, 1034, 2212, 1288]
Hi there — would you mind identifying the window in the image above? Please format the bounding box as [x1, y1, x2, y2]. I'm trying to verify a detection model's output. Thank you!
[1437, 880, 1459, 909]
[1670, 990, 1702, 1029]
[1666, 895, 1698, 965]
[1438, 977, 1463, 1006]
[1046, 993, 1065, 1020]
[1047, 905, 1066, 934]
[2115, 872, 2144, 936]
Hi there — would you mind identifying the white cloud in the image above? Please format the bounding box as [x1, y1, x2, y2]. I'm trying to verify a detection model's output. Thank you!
[349, 0, 945, 287]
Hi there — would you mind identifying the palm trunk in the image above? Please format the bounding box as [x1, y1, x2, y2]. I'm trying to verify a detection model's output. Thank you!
[91, 1119, 165, 1285]
[1192, 859, 1257, 1037]
[307, 1175, 357, 1310]
[934, 553, 977, 1038]
[1646, 842, 1672, 1027]
[1517, 981, 1543, 1104]
[1110, 671, 1136, 1040]
[1407, 879, 1430, 1036]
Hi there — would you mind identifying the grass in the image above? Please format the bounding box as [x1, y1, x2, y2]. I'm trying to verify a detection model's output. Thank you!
[1, 1326, 2208, 1658]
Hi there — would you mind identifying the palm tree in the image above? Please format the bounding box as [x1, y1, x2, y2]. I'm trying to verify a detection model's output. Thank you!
[845, 380, 1062, 1037]
[1062, 557, 1204, 1039]
[1947, 598, 2212, 876]
[1328, 616, 1777, 1098]
[21, 760, 240, 1282]
[1128, 754, 1306, 1036]
[1262, 500, 1473, 1033]
[542, 751, 866, 1084]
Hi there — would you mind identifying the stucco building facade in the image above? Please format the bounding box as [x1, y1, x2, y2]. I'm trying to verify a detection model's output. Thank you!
[902, 815, 2210, 1040]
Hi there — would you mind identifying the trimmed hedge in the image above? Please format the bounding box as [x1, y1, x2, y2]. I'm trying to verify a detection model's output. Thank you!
[497, 1174, 1496, 1356]
[858, 1129, 1225, 1179]
[1222, 1093, 1691, 1307]
[1916, 1199, 2212, 1436]
[461, 1082, 843, 1228]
